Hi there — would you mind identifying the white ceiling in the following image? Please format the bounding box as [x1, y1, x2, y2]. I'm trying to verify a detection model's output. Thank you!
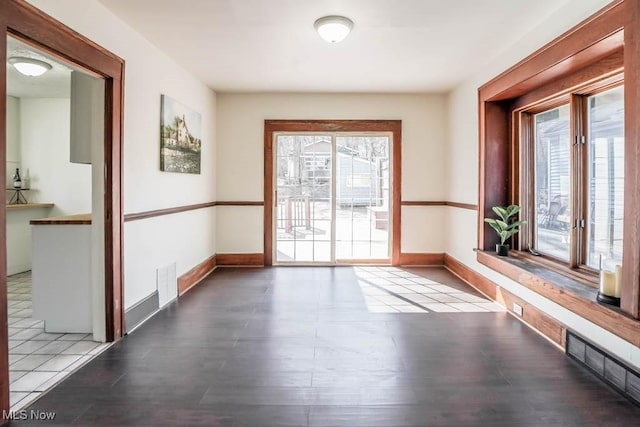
[6, 37, 72, 98]
[97, 0, 570, 93]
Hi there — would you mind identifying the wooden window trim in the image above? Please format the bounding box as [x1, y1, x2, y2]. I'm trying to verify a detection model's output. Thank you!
[479, 0, 640, 325]
[573, 94, 587, 268]
[514, 250, 599, 287]
[264, 120, 402, 266]
[510, 48, 624, 111]
[516, 79, 623, 276]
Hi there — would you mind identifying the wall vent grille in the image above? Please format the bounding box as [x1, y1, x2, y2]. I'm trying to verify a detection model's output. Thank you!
[566, 330, 640, 406]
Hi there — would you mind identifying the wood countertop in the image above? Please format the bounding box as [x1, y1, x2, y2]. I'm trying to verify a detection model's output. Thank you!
[30, 213, 91, 225]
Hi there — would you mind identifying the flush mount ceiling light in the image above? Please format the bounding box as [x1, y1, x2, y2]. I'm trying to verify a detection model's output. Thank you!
[314, 15, 353, 43]
[8, 56, 52, 77]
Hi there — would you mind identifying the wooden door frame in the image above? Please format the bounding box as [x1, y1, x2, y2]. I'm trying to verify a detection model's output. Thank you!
[0, 0, 124, 415]
[264, 120, 402, 266]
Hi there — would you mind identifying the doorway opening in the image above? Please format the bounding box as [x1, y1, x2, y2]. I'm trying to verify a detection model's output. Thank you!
[1, 0, 125, 415]
[5, 35, 112, 410]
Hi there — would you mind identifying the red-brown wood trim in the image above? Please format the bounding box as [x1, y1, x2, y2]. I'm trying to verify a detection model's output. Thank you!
[5, 2, 123, 78]
[511, 49, 624, 111]
[478, 100, 511, 250]
[335, 259, 391, 265]
[263, 119, 401, 132]
[264, 124, 275, 266]
[444, 254, 497, 299]
[621, 0, 640, 318]
[177, 255, 217, 296]
[1, 0, 126, 415]
[476, 250, 640, 347]
[105, 70, 124, 342]
[391, 124, 402, 266]
[216, 253, 265, 266]
[445, 254, 566, 348]
[263, 120, 402, 266]
[0, 10, 8, 415]
[446, 201, 479, 210]
[514, 250, 599, 288]
[215, 201, 264, 206]
[399, 253, 445, 266]
[488, 31, 624, 102]
[124, 201, 263, 222]
[124, 202, 218, 222]
[479, 1, 625, 101]
[400, 201, 479, 210]
[401, 201, 446, 206]
[30, 214, 92, 225]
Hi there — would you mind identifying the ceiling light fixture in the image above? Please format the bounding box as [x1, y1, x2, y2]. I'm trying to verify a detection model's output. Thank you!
[314, 15, 353, 43]
[8, 57, 52, 77]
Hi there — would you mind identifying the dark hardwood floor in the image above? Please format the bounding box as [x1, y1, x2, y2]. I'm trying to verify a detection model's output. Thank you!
[12, 266, 640, 426]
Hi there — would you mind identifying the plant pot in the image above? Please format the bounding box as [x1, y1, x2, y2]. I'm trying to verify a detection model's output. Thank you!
[496, 244, 510, 256]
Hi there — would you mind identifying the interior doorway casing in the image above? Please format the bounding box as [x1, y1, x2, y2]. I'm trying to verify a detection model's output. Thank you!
[264, 120, 402, 266]
[0, 0, 124, 415]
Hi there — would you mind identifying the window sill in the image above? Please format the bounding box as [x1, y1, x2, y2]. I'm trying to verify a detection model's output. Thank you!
[512, 251, 600, 288]
[476, 249, 640, 347]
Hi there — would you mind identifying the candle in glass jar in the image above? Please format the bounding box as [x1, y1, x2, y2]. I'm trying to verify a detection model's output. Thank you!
[599, 270, 616, 296]
[614, 265, 622, 298]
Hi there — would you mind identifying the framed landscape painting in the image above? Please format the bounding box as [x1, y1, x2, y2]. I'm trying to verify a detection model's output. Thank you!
[160, 94, 202, 174]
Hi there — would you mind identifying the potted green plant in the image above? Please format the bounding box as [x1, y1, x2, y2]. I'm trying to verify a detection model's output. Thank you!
[484, 205, 526, 256]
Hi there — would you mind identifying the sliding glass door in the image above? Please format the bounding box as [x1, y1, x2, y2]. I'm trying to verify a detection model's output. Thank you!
[274, 133, 391, 264]
[335, 136, 390, 261]
[275, 135, 332, 263]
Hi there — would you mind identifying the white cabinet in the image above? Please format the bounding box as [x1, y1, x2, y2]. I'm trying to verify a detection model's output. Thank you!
[7, 204, 54, 275]
[31, 214, 92, 333]
[70, 71, 104, 164]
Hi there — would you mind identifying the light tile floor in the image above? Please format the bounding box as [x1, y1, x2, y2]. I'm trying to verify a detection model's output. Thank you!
[7, 271, 110, 411]
[355, 266, 507, 313]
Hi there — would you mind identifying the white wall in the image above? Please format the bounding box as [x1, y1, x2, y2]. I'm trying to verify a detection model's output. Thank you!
[445, 0, 640, 369]
[6, 96, 20, 183]
[124, 208, 216, 305]
[26, 0, 218, 314]
[216, 93, 447, 254]
[20, 98, 91, 217]
[6, 97, 89, 277]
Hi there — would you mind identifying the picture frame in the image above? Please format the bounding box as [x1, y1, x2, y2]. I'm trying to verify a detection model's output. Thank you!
[160, 94, 202, 174]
